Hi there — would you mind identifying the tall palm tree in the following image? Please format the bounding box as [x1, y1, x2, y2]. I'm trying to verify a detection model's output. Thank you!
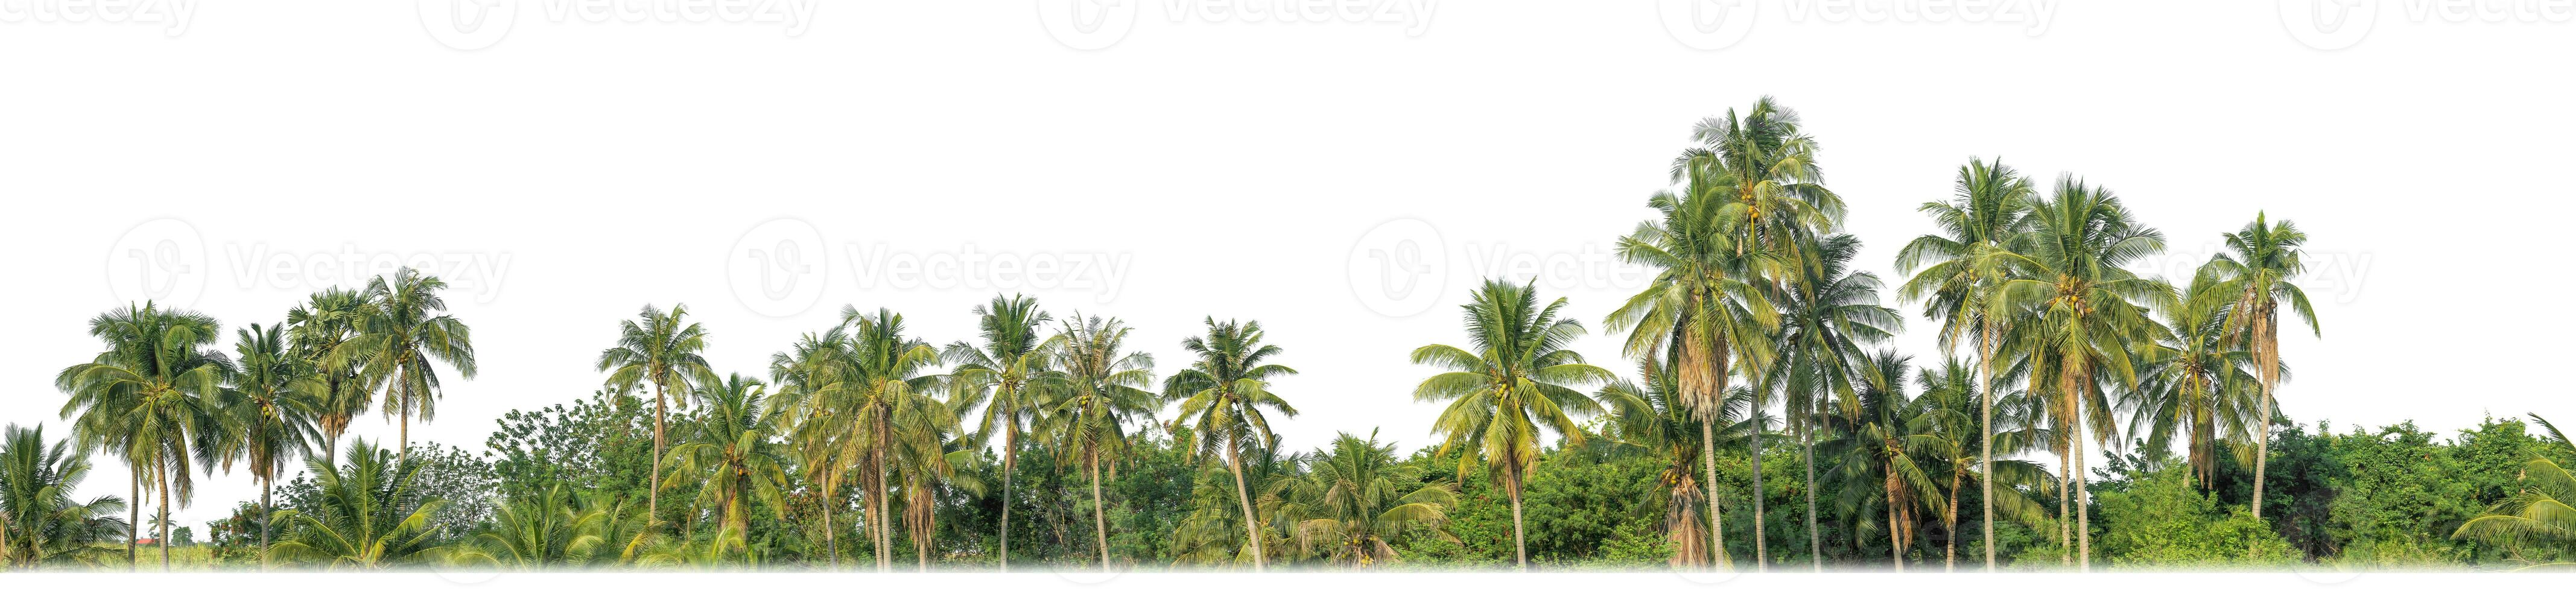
[1816, 351, 1945, 571]
[770, 326, 853, 568]
[55, 302, 232, 570]
[1044, 313, 1157, 573]
[942, 294, 1055, 572]
[802, 307, 945, 572]
[661, 373, 792, 545]
[597, 303, 713, 525]
[1164, 317, 1300, 571]
[1277, 430, 1459, 569]
[2199, 213, 2320, 520]
[1413, 279, 1613, 571]
[219, 322, 322, 565]
[0, 424, 131, 568]
[335, 267, 478, 462]
[1774, 233, 1900, 569]
[1608, 169, 1782, 570]
[1896, 156, 2033, 570]
[1597, 357, 1748, 569]
[287, 287, 370, 461]
[1913, 358, 2055, 571]
[265, 438, 448, 569]
[1988, 177, 2174, 570]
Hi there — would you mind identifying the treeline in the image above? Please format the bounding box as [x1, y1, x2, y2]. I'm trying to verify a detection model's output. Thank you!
[8, 97, 2576, 572]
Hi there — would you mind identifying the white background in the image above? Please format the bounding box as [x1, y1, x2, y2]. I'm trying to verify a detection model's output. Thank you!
[5, 1, 2573, 571]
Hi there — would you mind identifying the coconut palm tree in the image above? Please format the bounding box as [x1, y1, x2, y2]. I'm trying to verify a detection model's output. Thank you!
[1912, 358, 2056, 571]
[0, 424, 131, 569]
[769, 326, 853, 567]
[266, 438, 449, 569]
[55, 302, 232, 570]
[942, 294, 1055, 572]
[802, 307, 945, 572]
[1987, 177, 2174, 570]
[218, 322, 322, 565]
[661, 373, 792, 544]
[597, 303, 713, 525]
[1278, 430, 1458, 569]
[1607, 171, 1783, 570]
[2124, 274, 2265, 490]
[1596, 357, 1750, 569]
[2452, 414, 2576, 569]
[1413, 279, 1613, 571]
[1164, 317, 1300, 571]
[287, 287, 370, 461]
[457, 484, 607, 569]
[1816, 351, 1946, 570]
[1044, 313, 1157, 573]
[2198, 213, 2320, 520]
[1774, 233, 1900, 569]
[334, 267, 478, 461]
[1896, 156, 2033, 570]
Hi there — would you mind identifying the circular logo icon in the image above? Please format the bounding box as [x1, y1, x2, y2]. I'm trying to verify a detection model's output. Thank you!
[1036, 0, 1139, 51]
[726, 218, 828, 318]
[1346, 218, 1447, 318]
[419, 0, 519, 51]
[2279, 0, 2378, 50]
[105, 218, 208, 309]
[1660, 0, 1759, 51]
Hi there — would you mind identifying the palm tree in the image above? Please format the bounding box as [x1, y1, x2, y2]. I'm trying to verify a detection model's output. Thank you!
[335, 267, 478, 461]
[1277, 430, 1459, 569]
[889, 409, 981, 572]
[1896, 156, 2033, 570]
[1816, 351, 1945, 570]
[800, 307, 945, 572]
[597, 303, 713, 525]
[1988, 177, 2174, 570]
[661, 373, 792, 545]
[2453, 414, 2576, 569]
[458, 484, 607, 569]
[1773, 233, 1900, 569]
[55, 302, 232, 570]
[218, 322, 322, 565]
[770, 326, 853, 568]
[287, 287, 370, 461]
[942, 294, 1055, 572]
[2124, 274, 2264, 490]
[0, 424, 132, 568]
[1413, 279, 1613, 571]
[1164, 317, 1300, 571]
[266, 438, 449, 569]
[2199, 213, 2320, 520]
[1608, 168, 1782, 570]
[1913, 358, 2056, 571]
[1044, 313, 1158, 573]
[1597, 358, 1746, 569]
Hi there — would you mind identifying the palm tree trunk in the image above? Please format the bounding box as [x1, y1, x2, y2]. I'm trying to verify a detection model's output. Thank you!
[1748, 400, 1768, 572]
[1088, 450, 1111, 574]
[650, 377, 665, 528]
[875, 437, 892, 572]
[1506, 467, 1528, 572]
[127, 468, 139, 571]
[1978, 326, 1997, 572]
[2056, 443, 2069, 568]
[259, 476, 274, 569]
[1945, 469, 1962, 572]
[824, 493, 838, 569]
[1701, 420, 1727, 570]
[1000, 432, 1015, 573]
[1803, 418, 1821, 572]
[157, 458, 171, 570]
[2073, 414, 2092, 573]
[2252, 374, 2274, 520]
[1884, 458, 1902, 572]
[1226, 444, 1266, 571]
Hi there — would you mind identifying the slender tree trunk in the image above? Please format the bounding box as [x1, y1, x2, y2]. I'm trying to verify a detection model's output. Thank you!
[1945, 469, 1962, 572]
[2056, 443, 2070, 568]
[875, 434, 892, 572]
[1226, 444, 1266, 571]
[157, 458, 171, 570]
[1000, 431, 1015, 573]
[1702, 420, 1727, 571]
[260, 476, 274, 570]
[127, 469, 139, 572]
[650, 377, 665, 528]
[1088, 451, 1111, 574]
[2073, 410, 2092, 573]
[824, 494, 838, 569]
[1506, 468, 1528, 572]
[1803, 417, 1821, 572]
[1978, 325, 1997, 572]
[2252, 367, 2275, 521]
[1749, 397, 1768, 572]
[1885, 458, 1902, 572]
[398, 390, 411, 462]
